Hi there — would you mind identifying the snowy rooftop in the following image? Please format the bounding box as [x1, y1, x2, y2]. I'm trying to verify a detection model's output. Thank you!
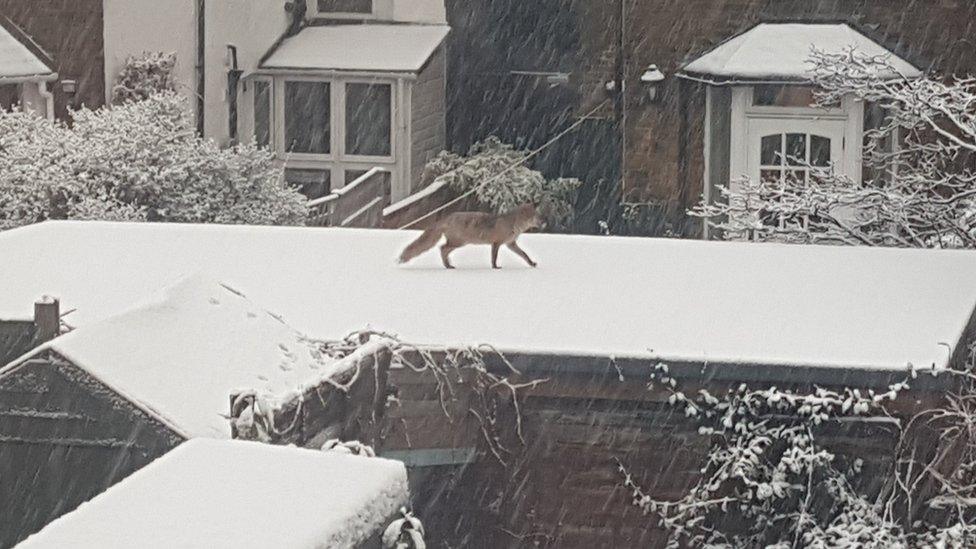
[680, 23, 921, 83]
[2, 221, 976, 371]
[3, 274, 383, 438]
[16, 439, 408, 549]
[0, 18, 54, 80]
[261, 23, 450, 73]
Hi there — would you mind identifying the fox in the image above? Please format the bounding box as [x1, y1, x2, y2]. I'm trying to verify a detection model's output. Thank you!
[398, 203, 543, 269]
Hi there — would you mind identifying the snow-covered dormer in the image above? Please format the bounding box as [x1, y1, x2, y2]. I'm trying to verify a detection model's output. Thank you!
[309, 0, 446, 24]
[246, 1, 450, 202]
[678, 23, 921, 234]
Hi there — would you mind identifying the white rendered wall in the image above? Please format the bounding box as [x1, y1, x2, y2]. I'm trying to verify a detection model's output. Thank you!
[102, 0, 197, 112]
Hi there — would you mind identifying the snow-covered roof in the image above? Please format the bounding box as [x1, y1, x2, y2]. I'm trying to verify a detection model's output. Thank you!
[16, 439, 408, 549]
[2, 221, 976, 371]
[261, 24, 449, 73]
[3, 273, 385, 438]
[0, 18, 54, 80]
[680, 23, 921, 84]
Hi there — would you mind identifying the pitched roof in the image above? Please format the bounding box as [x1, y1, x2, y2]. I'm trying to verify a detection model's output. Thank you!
[2, 273, 388, 438]
[261, 23, 450, 73]
[2, 221, 976, 372]
[16, 439, 409, 549]
[0, 16, 55, 80]
[680, 23, 921, 84]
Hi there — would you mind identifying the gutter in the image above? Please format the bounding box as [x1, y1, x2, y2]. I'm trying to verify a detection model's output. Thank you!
[196, 0, 205, 136]
[37, 80, 54, 121]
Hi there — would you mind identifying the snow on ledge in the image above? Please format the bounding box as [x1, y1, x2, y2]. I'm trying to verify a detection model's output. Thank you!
[383, 178, 448, 216]
[16, 439, 409, 549]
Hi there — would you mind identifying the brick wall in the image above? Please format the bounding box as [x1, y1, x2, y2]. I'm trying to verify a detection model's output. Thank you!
[0, 0, 105, 119]
[447, 0, 976, 223]
[411, 46, 447, 193]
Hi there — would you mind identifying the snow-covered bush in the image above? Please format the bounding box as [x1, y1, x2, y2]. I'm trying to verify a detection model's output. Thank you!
[112, 51, 178, 104]
[0, 92, 307, 230]
[694, 50, 976, 248]
[422, 137, 581, 224]
[620, 363, 976, 548]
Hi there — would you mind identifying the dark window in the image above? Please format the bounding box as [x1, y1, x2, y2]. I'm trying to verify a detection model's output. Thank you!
[345, 169, 369, 185]
[317, 0, 371, 13]
[286, 168, 331, 200]
[253, 81, 271, 148]
[284, 81, 330, 154]
[753, 85, 840, 109]
[345, 82, 391, 157]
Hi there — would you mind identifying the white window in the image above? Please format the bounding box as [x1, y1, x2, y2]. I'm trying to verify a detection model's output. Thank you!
[252, 79, 273, 149]
[261, 76, 396, 199]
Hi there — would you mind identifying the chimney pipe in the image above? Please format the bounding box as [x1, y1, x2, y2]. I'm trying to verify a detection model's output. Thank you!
[34, 296, 60, 343]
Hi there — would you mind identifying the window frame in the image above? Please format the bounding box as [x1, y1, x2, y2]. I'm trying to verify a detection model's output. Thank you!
[277, 76, 337, 161]
[251, 77, 275, 150]
[339, 77, 396, 164]
[309, 0, 375, 20]
[261, 73, 398, 196]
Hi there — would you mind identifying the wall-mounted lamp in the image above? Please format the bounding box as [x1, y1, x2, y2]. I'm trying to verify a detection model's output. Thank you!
[640, 64, 665, 102]
[60, 79, 77, 95]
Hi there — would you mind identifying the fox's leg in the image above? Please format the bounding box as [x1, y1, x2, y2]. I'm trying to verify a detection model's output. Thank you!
[440, 243, 457, 269]
[491, 243, 501, 269]
[507, 241, 537, 267]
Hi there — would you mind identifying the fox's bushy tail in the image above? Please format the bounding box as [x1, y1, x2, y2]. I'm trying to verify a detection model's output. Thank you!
[398, 227, 443, 264]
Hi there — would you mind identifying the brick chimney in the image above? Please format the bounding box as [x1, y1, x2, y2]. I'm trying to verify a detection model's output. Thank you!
[33, 296, 60, 344]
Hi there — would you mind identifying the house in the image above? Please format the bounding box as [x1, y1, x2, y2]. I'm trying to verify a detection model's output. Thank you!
[15, 439, 409, 549]
[0, 1, 104, 119]
[0, 17, 56, 120]
[0, 1, 447, 204]
[443, 2, 976, 235]
[680, 23, 921, 231]
[101, 0, 448, 202]
[0, 273, 392, 547]
[2, 220, 976, 546]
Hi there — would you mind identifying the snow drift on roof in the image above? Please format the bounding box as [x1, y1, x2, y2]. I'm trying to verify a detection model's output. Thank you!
[261, 24, 449, 72]
[30, 273, 377, 438]
[0, 19, 54, 80]
[16, 439, 408, 549]
[2, 221, 976, 371]
[681, 23, 921, 83]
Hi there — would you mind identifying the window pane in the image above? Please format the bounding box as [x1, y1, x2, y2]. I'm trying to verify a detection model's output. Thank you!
[810, 135, 831, 167]
[253, 81, 271, 148]
[760, 169, 782, 184]
[318, 0, 371, 13]
[760, 134, 782, 166]
[345, 169, 369, 185]
[345, 83, 391, 157]
[285, 81, 330, 154]
[286, 168, 331, 200]
[786, 133, 806, 166]
[754, 85, 817, 108]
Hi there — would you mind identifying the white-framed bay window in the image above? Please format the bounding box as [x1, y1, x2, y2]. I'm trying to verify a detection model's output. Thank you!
[250, 74, 398, 200]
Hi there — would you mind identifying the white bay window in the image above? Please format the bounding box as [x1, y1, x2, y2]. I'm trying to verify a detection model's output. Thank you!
[251, 76, 396, 200]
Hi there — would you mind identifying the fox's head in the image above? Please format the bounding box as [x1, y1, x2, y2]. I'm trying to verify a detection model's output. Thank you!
[517, 203, 545, 231]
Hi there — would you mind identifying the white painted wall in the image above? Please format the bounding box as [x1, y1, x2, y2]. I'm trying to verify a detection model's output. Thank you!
[203, 0, 291, 142]
[389, 0, 446, 23]
[102, 0, 197, 112]
[316, 0, 446, 23]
